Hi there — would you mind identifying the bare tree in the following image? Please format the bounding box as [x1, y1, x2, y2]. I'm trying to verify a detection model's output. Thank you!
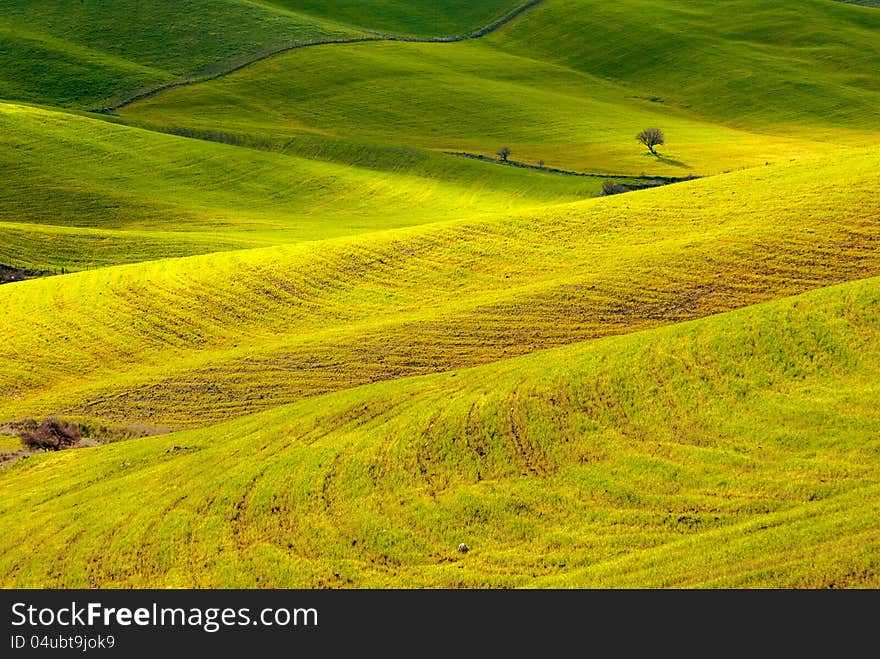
[496, 146, 511, 162]
[20, 417, 81, 451]
[636, 128, 665, 155]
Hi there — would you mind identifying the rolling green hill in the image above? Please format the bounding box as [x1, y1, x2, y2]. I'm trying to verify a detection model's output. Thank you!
[0, 102, 606, 270]
[488, 0, 880, 128]
[265, 0, 529, 36]
[122, 38, 862, 177]
[117, 0, 880, 177]
[0, 0, 364, 108]
[0, 0, 533, 109]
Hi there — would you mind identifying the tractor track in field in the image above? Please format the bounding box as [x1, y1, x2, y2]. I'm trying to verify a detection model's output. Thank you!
[89, 0, 544, 114]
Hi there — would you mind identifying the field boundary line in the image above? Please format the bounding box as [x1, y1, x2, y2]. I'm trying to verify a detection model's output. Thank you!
[90, 0, 543, 114]
[443, 151, 700, 183]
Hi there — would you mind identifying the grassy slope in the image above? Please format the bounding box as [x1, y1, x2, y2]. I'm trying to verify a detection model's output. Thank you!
[1, 277, 877, 587]
[0, 0, 364, 108]
[2, 148, 878, 428]
[265, 0, 525, 36]
[119, 0, 880, 176]
[488, 0, 880, 128]
[119, 39, 862, 178]
[0, 0, 531, 109]
[0, 102, 602, 270]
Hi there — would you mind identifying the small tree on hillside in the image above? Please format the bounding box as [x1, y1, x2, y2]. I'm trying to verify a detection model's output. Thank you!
[496, 146, 511, 162]
[20, 416, 81, 451]
[636, 128, 665, 155]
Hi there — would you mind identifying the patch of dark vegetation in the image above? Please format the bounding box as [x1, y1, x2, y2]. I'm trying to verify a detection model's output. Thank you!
[20, 417, 82, 451]
[0, 264, 53, 284]
[444, 151, 699, 193]
[601, 181, 632, 196]
[0, 417, 171, 467]
[164, 126, 274, 151]
[166, 445, 199, 455]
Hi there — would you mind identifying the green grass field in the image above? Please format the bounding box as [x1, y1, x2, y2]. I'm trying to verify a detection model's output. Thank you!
[0, 0, 530, 109]
[117, 0, 880, 176]
[0, 102, 608, 270]
[265, 0, 528, 36]
[0, 0, 363, 108]
[118, 38, 873, 177]
[1, 0, 879, 588]
[489, 0, 880, 128]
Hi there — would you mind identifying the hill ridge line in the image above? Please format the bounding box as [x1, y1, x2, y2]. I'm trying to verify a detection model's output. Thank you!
[89, 0, 543, 114]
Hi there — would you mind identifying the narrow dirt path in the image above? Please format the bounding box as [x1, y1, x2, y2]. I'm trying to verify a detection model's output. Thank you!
[91, 0, 543, 114]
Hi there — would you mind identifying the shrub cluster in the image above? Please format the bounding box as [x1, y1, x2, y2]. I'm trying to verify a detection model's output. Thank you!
[19, 417, 82, 451]
[601, 181, 631, 196]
